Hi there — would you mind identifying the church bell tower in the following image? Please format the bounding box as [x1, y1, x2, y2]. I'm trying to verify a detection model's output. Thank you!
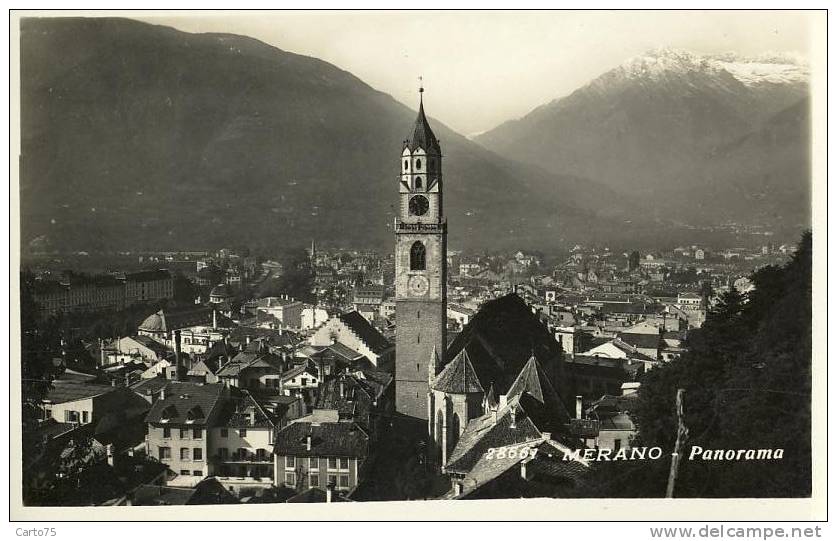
[394, 87, 447, 420]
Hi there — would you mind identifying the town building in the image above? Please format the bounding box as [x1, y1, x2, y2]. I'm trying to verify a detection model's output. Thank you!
[273, 413, 370, 496]
[210, 390, 277, 491]
[31, 275, 126, 317]
[244, 296, 304, 330]
[144, 382, 229, 484]
[137, 306, 234, 354]
[121, 269, 174, 306]
[41, 380, 150, 427]
[309, 311, 394, 370]
[102, 335, 171, 367]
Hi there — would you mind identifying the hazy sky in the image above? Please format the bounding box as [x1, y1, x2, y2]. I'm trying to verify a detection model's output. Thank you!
[137, 11, 814, 135]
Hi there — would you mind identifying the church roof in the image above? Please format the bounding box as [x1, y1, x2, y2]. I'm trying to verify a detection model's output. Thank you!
[506, 355, 571, 430]
[431, 349, 484, 394]
[404, 100, 441, 155]
[445, 293, 563, 396]
[445, 398, 542, 475]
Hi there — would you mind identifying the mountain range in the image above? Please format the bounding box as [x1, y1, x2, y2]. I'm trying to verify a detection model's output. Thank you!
[19, 19, 810, 254]
[476, 48, 810, 228]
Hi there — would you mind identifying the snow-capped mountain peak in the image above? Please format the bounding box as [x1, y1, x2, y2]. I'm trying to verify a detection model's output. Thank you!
[613, 47, 808, 87]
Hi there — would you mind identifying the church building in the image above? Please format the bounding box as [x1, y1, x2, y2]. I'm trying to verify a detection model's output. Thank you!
[392, 92, 576, 485]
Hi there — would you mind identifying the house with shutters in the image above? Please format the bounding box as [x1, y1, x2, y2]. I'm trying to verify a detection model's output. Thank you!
[214, 351, 288, 392]
[273, 411, 370, 496]
[209, 390, 277, 492]
[144, 382, 229, 485]
[42, 380, 150, 427]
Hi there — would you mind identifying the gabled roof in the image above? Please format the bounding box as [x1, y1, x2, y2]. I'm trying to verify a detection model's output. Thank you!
[130, 376, 169, 397]
[281, 362, 318, 381]
[145, 382, 226, 425]
[404, 99, 441, 154]
[617, 331, 662, 351]
[337, 311, 392, 354]
[308, 342, 365, 362]
[431, 350, 483, 394]
[216, 352, 284, 378]
[273, 421, 369, 458]
[453, 438, 588, 499]
[446, 399, 543, 475]
[215, 389, 276, 429]
[44, 381, 117, 404]
[315, 369, 392, 425]
[127, 335, 171, 354]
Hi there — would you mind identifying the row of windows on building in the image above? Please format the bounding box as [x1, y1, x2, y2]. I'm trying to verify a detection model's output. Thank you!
[158, 447, 203, 461]
[285, 456, 350, 471]
[284, 472, 350, 490]
[161, 427, 268, 440]
[216, 447, 271, 461]
[162, 427, 203, 439]
[56, 410, 90, 423]
[158, 446, 273, 462]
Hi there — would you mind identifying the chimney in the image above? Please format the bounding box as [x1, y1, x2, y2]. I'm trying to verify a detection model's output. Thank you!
[575, 395, 583, 420]
[213, 309, 218, 330]
[246, 335, 251, 345]
[520, 460, 528, 480]
[510, 406, 517, 429]
[326, 481, 335, 503]
[106, 444, 115, 467]
[452, 481, 462, 496]
[339, 379, 345, 399]
[160, 387, 167, 401]
[306, 434, 312, 451]
[174, 330, 183, 381]
[249, 409, 256, 426]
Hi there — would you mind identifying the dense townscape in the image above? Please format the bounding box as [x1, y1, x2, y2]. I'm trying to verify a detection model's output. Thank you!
[19, 97, 810, 506]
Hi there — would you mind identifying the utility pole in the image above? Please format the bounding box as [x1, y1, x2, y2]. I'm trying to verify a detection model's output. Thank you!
[666, 388, 688, 498]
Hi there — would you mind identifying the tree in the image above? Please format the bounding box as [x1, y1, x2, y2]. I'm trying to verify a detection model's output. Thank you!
[629, 250, 641, 271]
[19, 275, 63, 421]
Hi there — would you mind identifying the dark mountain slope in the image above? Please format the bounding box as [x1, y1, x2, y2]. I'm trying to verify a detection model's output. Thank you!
[20, 17, 641, 254]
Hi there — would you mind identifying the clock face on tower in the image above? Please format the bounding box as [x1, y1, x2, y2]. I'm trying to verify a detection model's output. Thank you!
[408, 275, 430, 296]
[409, 195, 429, 216]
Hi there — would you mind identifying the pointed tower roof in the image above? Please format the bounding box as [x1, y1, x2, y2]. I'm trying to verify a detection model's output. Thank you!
[431, 349, 484, 394]
[404, 93, 441, 155]
[506, 355, 571, 428]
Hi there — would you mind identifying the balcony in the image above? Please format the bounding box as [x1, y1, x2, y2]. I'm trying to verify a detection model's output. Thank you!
[213, 453, 272, 464]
